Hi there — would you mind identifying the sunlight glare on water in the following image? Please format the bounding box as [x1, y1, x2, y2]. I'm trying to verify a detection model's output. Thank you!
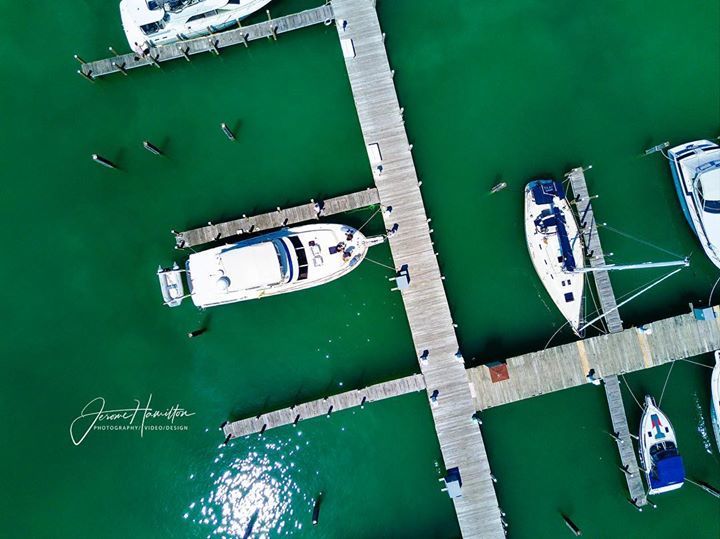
[188, 437, 311, 538]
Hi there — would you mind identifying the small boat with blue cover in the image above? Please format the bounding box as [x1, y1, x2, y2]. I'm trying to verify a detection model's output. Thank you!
[668, 139, 720, 269]
[638, 395, 685, 495]
[525, 179, 585, 334]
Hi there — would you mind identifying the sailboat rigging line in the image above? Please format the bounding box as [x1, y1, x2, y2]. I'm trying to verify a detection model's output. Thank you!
[620, 373, 644, 410]
[601, 225, 684, 259]
[708, 274, 720, 305]
[357, 206, 382, 232]
[677, 358, 714, 370]
[542, 320, 570, 351]
[578, 266, 684, 333]
[584, 272, 608, 334]
[364, 256, 396, 271]
[658, 361, 676, 406]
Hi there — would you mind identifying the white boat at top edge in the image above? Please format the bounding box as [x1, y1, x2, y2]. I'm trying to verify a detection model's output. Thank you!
[120, 0, 272, 54]
[638, 395, 685, 495]
[669, 139, 720, 269]
[524, 179, 585, 334]
[712, 351, 720, 453]
[157, 223, 383, 309]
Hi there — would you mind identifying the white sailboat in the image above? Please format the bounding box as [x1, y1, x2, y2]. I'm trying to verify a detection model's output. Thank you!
[524, 179, 585, 333]
[157, 223, 383, 309]
[668, 139, 720, 269]
[120, 0, 272, 54]
[638, 395, 685, 495]
[524, 179, 689, 335]
[712, 351, 720, 452]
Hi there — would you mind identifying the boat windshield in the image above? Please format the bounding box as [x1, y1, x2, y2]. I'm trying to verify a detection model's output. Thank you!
[141, 22, 162, 35]
[649, 441, 677, 463]
[696, 166, 720, 214]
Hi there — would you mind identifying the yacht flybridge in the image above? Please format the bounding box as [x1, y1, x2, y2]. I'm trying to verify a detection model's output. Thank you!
[157, 224, 383, 309]
[639, 395, 685, 495]
[524, 179, 689, 335]
[669, 139, 720, 269]
[120, 0, 272, 53]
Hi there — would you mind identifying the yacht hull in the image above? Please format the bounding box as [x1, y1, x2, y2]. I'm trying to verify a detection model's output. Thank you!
[712, 352, 720, 453]
[668, 139, 720, 269]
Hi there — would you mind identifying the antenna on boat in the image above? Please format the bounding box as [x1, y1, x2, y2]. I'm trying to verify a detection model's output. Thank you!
[578, 266, 686, 333]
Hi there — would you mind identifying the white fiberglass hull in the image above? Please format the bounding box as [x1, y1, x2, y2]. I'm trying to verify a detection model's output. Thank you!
[669, 139, 720, 269]
[638, 395, 684, 495]
[158, 223, 383, 309]
[524, 180, 585, 334]
[712, 352, 720, 453]
[120, 0, 273, 53]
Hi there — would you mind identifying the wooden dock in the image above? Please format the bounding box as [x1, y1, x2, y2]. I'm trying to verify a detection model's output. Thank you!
[332, 1, 505, 537]
[467, 306, 720, 410]
[174, 188, 379, 248]
[223, 374, 425, 438]
[604, 375, 647, 506]
[78, 5, 334, 79]
[567, 167, 624, 333]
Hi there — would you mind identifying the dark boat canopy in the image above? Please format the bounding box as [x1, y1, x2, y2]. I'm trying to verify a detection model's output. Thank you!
[650, 454, 685, 490]
[530, 179, 566, 205]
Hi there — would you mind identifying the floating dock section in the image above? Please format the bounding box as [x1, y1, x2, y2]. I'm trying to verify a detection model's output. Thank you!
[604, 374, 648, 506]
[78, 5, 334, 79]
[331, 1, 504, 537]
[223, 374, 425, 438]
[567, 167, 624, 333]
[175, 188, 379, 248]
[467, 306, 720, 410]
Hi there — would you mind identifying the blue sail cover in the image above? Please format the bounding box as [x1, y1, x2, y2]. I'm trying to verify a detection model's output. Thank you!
[530, 179, 566, 205]
[650, 455, 685, 490]
[530, 180, 576, 272]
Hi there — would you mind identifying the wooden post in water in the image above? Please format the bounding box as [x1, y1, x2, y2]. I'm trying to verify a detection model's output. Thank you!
[220, 123, 236, 141]
[91, 154, 117, 169]
[312, 492, 323, 525]
[143, 141, 163, 155]
[561, 514, 582, 536]
[113, 62, 128, 76]
[178, 45, 190, 61]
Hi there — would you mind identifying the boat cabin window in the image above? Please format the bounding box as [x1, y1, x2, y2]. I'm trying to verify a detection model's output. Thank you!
[649, 441, 677, 462]
[564, 292, 574, 303]
[141, 22, 162, 35]
[288, 236, 309, 281]
[696, 180, 720, 214]
[146, 0, 160, 9]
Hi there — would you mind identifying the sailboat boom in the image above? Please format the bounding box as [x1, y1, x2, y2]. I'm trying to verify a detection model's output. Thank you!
[573, 258, 689, 273]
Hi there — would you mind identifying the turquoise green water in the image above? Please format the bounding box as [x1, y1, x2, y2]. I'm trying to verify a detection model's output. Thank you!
[1, 0, 719, 537]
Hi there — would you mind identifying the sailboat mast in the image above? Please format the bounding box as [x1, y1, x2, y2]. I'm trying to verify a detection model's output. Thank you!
[578, 267, 685, 333]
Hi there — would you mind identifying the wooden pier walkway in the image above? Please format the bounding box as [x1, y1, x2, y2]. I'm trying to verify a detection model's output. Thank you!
[78, 5, 334, 79]
[223, 374, 425, 438]
[174, 188, 379, 248]
[567, 167, 624, 333]
[467, 306, 720, 410]
[604, 374, 648, 506]
[332, 1, 504, 537]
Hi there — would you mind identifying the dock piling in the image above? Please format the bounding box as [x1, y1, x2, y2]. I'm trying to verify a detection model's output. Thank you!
[561, 514, 582, 536]
[91, 154, 117, 169]
[143, 141, 163, 155]
[220, 123, 236, 141]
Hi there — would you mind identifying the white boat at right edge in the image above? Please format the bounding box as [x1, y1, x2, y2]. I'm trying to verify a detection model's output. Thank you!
[712, 351, 720, 452]
[669, 139, 720, 269]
